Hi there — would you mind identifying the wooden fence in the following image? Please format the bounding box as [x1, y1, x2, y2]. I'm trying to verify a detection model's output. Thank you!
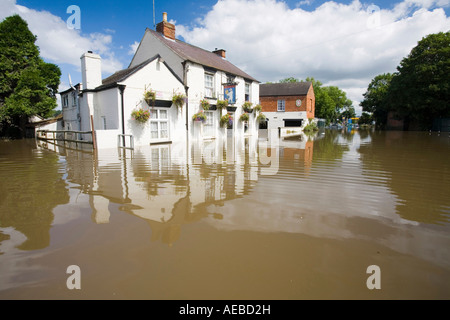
[36, 130, 96, 149]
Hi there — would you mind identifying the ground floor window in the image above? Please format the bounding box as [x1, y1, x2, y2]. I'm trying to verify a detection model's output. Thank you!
[259, 119, 268, 129]
[204, 111, 215, 137]
[284, 119, 303, 127]
[150, 109, 169, 140]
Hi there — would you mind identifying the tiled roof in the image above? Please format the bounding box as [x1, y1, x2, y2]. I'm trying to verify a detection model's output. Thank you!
[100, 55, 159, 88]
[260, 82, 313, 96]
[148, 29, 258, 82]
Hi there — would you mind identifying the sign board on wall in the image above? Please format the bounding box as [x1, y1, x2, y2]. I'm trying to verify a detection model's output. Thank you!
[224, 85, 236, 104]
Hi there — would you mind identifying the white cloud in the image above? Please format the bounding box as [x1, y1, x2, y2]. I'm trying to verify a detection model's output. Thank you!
[0, 1, 123, 75]
[298, 0, 313, 7]
[176, 0, 450, 114]
[128, 41, 140, 55]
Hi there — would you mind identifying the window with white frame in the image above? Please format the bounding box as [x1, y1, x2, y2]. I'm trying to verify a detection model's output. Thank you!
[277, 100, 285, 112]
[150, 109, 169, 140]
[204, 73, 214, 98]
[203, 111, 215, 137]
[245, 83, 251, 102]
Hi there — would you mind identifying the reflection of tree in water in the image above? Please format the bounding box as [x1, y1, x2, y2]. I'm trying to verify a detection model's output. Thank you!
[313, 130, 349, 161]
[358, 131, 450, 224]
[358, 129, 373, 141]
[341, 129, 355, 142]
[0, 231, 10, 254]
[0, 140, 70, 250]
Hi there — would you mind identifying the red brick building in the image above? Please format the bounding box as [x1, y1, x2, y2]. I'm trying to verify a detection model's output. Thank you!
[259, 82, 315, 129]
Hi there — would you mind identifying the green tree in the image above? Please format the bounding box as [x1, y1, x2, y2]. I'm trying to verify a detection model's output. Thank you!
[279, 77, 299, 83]
[323, 85, 353, 121]
[0, 15, 61, 138]
[358, 112, 373, 125]
[360, 73, 393, 128]
[339, 106, 356, 120]
[305, 77, 352, 124]
[388, 31, 450, 130]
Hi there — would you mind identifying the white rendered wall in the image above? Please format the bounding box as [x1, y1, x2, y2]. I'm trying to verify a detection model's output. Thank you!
[123, 59, 186, 147]
[185, 62, 259, 141]
[129, 29, 184, 80]
[61, 91, 80, 131]
[94, 89, 121, 131]
[265, 111, 308, 130]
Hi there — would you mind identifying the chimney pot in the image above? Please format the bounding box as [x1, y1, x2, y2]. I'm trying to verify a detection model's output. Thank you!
[156, 12, 176, 40]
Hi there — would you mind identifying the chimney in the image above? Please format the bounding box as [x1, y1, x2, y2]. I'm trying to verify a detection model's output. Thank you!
[156, 12, 175, 40]
[213, 48, 226, 58]
[80, 52, 102, 90]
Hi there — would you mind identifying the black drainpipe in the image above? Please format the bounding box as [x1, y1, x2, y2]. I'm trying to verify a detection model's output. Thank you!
[182, 61, 189, 133]
[185, 86, 189, 132]
[119, 84, 126, 147]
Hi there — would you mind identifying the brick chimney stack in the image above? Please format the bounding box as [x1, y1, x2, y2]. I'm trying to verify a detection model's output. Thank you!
[213, 48, 226, 58]
[156, 12, 175, 40]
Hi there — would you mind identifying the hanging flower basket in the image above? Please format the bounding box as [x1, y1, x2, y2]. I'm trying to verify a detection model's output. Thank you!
[192, 111, 207, 122]
[254, 104, 262, 113]
[216, 99, 229, 110]
[200, 99, 211, 110]
[257, 113, 267, 123]
[239, 113, 250, 122]
[220, 113, 233, 128]
[131, 108, 150, 124]
[144, 89, 156, 106]
[172, 92, 186, 109]
[242, 101, 253, 113]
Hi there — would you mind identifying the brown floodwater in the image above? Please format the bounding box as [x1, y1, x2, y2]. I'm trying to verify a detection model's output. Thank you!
[0, 129, 449, 300]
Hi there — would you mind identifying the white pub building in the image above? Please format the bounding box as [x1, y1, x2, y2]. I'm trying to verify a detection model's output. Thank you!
[59, 12, 260, 149]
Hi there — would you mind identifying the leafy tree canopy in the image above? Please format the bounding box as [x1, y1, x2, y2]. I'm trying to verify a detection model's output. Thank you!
[279, 77, 300, 83]
[388, 31, 450, 129]
[304, 77, 353, 124]
[0, 14, 61, 137]
[361, 31, 450, 130]
[360, 73, 393, 128]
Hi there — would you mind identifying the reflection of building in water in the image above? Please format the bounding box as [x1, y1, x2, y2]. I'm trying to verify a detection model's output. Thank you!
[279, 133, 314, 167]
[50, 136, 261, 246]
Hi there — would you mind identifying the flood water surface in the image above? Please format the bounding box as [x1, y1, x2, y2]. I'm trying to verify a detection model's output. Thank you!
[0, 129, 450, 299]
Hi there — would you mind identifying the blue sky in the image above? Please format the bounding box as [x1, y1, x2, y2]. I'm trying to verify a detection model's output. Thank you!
[2, 0, 450, 114]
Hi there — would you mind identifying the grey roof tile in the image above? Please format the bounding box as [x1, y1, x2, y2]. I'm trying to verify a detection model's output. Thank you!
[148, 29, 258, 82]
[260, 82, 313, 96]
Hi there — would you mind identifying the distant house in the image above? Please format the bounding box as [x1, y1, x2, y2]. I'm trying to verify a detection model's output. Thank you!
[259, 82, 315, 130]
[59, 12, 260, 149]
